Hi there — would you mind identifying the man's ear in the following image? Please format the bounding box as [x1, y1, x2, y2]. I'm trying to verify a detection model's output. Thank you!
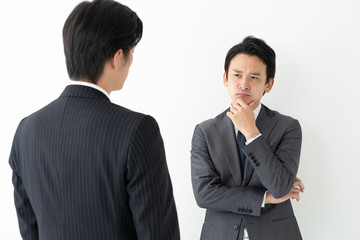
[110, 49, 123, 70]
[264, 78, 274, 93]
[223, 72, 228, 87]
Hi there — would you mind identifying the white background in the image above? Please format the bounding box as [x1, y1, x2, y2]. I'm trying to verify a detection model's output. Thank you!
[1, 0, 360, 239]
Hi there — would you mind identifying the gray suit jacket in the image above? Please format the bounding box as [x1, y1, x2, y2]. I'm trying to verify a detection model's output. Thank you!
[191, 104, 302, 240]
[9, 85, 180, 240]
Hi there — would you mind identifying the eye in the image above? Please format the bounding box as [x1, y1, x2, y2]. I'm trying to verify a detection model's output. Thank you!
[233, 74, 241, 77]
[250, 76, 259, 80]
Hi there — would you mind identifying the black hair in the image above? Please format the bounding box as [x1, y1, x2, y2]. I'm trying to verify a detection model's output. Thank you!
[63, 0, 143, 83]
[224, 36, 276, 83]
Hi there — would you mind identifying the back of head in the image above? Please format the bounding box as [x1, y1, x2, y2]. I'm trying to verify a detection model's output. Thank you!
[63, 0, 143, 84]
[224, 36, 276, 83]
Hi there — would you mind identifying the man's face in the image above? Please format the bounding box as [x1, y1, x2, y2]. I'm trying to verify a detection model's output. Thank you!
[223, 53, 274, 110]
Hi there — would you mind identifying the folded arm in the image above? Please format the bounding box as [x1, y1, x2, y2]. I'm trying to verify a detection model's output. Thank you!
[242, 119, 302, 198]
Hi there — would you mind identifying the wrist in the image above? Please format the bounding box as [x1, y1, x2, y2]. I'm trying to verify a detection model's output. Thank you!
[244, 129, 260, 141]
[265, 191, 270, 204]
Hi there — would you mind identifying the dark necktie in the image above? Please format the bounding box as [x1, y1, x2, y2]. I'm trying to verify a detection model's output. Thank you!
[237, 131, 246, 175]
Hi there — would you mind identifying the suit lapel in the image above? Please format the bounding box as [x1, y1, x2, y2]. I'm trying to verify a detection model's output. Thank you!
[215, 110, 243, 185]
[255, 105, 277, 142]
[243, 105, 278, 185]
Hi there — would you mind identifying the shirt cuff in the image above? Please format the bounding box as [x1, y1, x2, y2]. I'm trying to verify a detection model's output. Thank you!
[245, 133, 262, 145]
[261, 191, 267, 208]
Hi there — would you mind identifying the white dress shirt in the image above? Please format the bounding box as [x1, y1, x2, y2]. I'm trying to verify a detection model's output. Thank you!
[69, 81, 110, 100]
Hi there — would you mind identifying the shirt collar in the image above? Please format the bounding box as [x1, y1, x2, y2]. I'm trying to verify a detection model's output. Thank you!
[69, 81, 110, 100]
[253, 103, 262, 120]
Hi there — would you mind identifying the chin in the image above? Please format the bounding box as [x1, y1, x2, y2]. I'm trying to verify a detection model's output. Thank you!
[234, 97, 251, 104]
[116, 83, 125, 90]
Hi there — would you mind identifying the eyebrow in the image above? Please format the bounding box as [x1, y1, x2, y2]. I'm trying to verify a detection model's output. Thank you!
[232, 69, 262, 76]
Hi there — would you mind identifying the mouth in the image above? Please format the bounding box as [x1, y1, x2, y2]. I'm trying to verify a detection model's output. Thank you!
[236, 93, 250, 98]
[235, 93, 252, 105]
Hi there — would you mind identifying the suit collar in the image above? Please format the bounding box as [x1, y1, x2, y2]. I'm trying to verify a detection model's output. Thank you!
[59, 85, 111, 102]
[69, 81, 110, 99]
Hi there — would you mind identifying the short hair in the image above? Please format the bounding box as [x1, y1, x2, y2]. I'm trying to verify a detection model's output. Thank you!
[63, 0, 143, 84]
[224, 36, 276, 83]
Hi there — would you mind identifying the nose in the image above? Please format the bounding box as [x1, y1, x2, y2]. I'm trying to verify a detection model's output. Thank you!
[238, 77, 250, 90]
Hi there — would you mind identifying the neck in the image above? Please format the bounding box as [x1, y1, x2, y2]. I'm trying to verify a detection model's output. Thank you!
[96, 81, 111, 94]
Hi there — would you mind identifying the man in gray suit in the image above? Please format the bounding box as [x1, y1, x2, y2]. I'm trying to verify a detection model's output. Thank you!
[191, 36, 305, 240]
[9, 1, 179, 239]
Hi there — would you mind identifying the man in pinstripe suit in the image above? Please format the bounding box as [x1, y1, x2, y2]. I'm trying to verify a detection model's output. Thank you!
[9, 1, 180, 239]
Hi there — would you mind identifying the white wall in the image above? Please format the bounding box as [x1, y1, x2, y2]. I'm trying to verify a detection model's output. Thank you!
[1, 0, 360, 239]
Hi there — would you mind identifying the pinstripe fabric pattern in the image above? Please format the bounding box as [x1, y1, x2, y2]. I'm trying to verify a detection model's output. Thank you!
[9, 85, 180, 240]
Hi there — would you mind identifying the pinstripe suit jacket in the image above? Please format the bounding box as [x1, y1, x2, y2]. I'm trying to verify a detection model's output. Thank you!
[191, 105, 302, 240]
[9, 85, 180, 240]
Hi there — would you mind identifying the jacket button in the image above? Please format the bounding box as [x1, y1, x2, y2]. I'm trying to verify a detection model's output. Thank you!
[233, 224, 239, 230]
[256, 163, 260, 167]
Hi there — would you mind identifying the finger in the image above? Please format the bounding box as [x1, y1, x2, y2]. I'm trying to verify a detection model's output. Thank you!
[232, 102, 241, 110]
[226, 111, 235, 121]
[293, 178, 303, 187]
[293, 178, 301, 184]
[299, 181, 305, 192]
[293, 183, 302, 191]
[236, 98, 248, 107]
[228, 107, 237, 116]
[293, 180, 305, 193]
[286, 188, 300, 199]
[298, 181, 305, 192]
[291, 196, 300, 201]
[290, 188, 301, 195]
[293, 189, 301, 201]
[289, 191, 300, 201]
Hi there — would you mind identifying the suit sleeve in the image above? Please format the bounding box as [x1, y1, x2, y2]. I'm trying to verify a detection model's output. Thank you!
[126, 115, 180, 240]
[191, 124, 265, 217]
[9, 129, 39, 240]
[242, 118, 302, 198]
